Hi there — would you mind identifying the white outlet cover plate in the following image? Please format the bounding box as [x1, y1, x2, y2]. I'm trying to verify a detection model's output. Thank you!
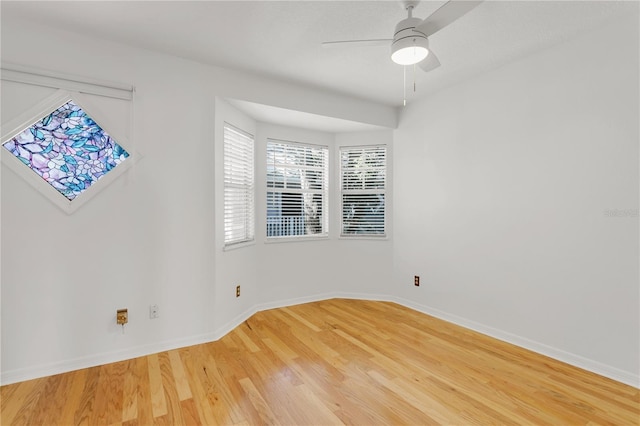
[149, 304, 159, 319]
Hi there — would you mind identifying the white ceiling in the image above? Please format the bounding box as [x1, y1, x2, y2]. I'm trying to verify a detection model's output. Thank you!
[1, 1, 634, 110]
[227, 99, 389, 133]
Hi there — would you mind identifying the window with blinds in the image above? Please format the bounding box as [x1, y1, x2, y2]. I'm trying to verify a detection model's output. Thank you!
[267, 140, 329, 238]
[224, 123, 255, 246]
[340, 146, 386, 236]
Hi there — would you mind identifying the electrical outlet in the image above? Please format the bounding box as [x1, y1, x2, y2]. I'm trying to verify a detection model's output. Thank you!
[236, 285, 241, 298]
[149, 304, 159, 319]
[414, 275, 420, 286]
[117, 308, 128, 325]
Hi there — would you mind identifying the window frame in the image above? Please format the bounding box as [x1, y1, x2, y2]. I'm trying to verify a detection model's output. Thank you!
[266, 138, 329, 241]
[223, 122, 255, 247]
[339, 145, 387, 238]
[0, 89, 137, 214]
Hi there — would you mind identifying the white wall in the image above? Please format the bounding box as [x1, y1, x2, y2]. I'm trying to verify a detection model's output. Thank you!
[0, 17, 395, 383]
[255, 123, 338, 305]
[252, 125, 394, 306]
[1, 34, 220, 382]
[210, 108, 395, 333]
[334, 130, 394, 297]
[393, 13, 639, 385]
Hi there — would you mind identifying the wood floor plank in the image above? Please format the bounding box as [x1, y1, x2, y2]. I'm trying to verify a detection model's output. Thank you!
[89, 365, 110, 425]
[133, 356, 154, 426]
[293, 383, 344, 424]
[102, 361, 126, 425]
[209, 341, 257, 416]
[238, 377, 279, 425]
[179, 398, 201, 425]
[280, 306, 323, 332]
[336, 372, 430, 424]
[74, 366, 101, 426]
[177, 347, 218, 425]
[121, 359, 138, 423]
[147, 354, 167, 419]
[25, 375, 62, 425]
[234, 325, 262, 353]
[199, 343, 247, 425]
[158, 352, 185, 426]
[2, 299, 638, 425]
[167, 350, 192, 401]
[58, 369, 88, 425]
[189, 344, 232, 425]
[236, 348, 302, 424]
[1, 378, 44, 425]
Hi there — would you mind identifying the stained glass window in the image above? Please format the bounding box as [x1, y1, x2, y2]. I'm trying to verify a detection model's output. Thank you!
[2, 100, 129, 201]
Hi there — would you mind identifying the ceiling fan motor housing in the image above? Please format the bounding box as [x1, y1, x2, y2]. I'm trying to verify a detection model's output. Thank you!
[391, 17, 429, 65]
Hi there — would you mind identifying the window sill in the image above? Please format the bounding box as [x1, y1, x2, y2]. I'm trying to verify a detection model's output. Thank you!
[265, 234, 329, 244]
[339, 234, 389, 241]
[223, 240, 256, 252]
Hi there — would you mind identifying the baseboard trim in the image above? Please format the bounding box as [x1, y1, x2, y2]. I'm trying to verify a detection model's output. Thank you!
[387, 295, 640, 389]
[3, 292, 638, 389]
[0, 293, 343, 385]
[212, 306, 259, 341]
[254, 292, 340, 313]
[0, 331, 218, 385]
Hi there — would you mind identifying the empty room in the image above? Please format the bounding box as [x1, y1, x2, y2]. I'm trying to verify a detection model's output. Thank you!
[1, 0, 638, 424]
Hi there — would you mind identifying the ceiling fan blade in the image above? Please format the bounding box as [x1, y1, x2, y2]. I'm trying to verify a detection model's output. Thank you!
[419, 50, 441, 72]
[321, 39, 392, 48]
[414, 0, 482, 37]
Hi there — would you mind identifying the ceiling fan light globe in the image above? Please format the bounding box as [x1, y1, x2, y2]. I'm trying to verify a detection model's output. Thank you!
[391, 45, 429, 65]
[390, 35, 429, 65]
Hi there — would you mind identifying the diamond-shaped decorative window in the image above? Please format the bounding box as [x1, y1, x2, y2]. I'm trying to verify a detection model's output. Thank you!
[4, 99, 129, 200]
[2, 90, 134, 213]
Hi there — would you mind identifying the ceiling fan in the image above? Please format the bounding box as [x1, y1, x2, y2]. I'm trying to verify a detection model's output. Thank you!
[322, 0, 482, 72]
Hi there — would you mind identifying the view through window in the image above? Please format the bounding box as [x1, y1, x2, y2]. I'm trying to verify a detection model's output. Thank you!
[340, 146, 386, 236]
[267, 140, 328, 238]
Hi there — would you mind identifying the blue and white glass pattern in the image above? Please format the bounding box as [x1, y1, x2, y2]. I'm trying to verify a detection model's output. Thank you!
[3, 100, 129, 200]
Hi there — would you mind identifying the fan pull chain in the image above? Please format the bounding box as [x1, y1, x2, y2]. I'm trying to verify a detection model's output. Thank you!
[403, 65, 407, 106]
[413, 64, 416, 92]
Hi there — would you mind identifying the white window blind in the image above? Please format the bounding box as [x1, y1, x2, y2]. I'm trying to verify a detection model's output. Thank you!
[340, 146, 386, 236]
[267, 140, 329, 238]
[224, 123, 254, 245]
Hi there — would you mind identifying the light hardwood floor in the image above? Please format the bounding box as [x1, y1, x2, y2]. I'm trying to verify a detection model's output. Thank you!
[1, 299, 639, 425]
